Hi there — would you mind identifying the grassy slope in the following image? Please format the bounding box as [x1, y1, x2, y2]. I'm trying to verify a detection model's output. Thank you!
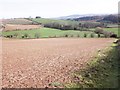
[32, 18, 119, 36]
[32, 18, 79, 25]
[65, 44, 119, 88]
[2, 28, 95, 38]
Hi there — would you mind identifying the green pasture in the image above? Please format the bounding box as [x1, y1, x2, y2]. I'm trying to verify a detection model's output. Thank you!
[2, 28, 96, 38]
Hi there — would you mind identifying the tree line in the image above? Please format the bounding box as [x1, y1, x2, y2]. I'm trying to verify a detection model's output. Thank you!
[44, 22, 106, 30]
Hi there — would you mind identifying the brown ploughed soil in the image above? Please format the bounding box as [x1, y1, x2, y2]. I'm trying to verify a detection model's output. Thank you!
[2, 38, 114, 88]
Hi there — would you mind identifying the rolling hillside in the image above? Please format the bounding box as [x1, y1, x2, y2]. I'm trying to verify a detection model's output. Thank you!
[31, 18, 79, 25]
[73, 14, 118, 23]
[2, 18, 37, 25]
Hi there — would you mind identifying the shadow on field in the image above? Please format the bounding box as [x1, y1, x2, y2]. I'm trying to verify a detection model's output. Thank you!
[65, 44, 120, 88]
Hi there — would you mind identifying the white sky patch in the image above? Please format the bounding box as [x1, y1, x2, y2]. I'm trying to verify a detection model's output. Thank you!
[0, 0, 119, 18]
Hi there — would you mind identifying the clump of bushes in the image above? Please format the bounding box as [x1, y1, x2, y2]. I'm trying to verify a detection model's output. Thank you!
[90, 33, 94, 38]
[103, 31, 117, 38]
[13, 33, 19, 38]
[21, 33, 30, 39]
[98, 34, 101, 38]
[84, 33, 87, 38]
[94, 27, 104, 34]
[94, 27, 117, 38]
[64, 34, 69, 37]
[24, 33, 29, 38]
[34, 33, 40, 38]
[5, 35, 13, 38]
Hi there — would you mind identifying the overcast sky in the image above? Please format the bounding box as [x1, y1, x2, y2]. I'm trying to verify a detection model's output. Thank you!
[0, 0, 119, 18]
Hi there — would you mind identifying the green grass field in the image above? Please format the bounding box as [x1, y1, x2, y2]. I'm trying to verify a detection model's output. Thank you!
[32, 18, 79, 25]
[2, 28, 96, 38]
[2, 27, 119, 39]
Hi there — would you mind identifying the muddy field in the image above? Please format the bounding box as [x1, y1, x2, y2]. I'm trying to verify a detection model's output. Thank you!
[4, 24, 41, 31]
[2, 38, 114, 88]
[1, 18, 34, 25]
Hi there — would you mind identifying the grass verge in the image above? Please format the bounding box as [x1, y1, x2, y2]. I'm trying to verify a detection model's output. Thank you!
[65, 43, 120, 88]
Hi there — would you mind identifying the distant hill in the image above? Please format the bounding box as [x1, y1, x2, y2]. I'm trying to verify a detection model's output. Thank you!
[55, 14, 83, 20]
[97, 14, 118, 23]
[74, 16, 105, 22]
[73, 14, 118, 23]
[55, 14, 100, 20]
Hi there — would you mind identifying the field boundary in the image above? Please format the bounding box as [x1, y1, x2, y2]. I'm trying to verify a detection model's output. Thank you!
[65, 43, 120, 88]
